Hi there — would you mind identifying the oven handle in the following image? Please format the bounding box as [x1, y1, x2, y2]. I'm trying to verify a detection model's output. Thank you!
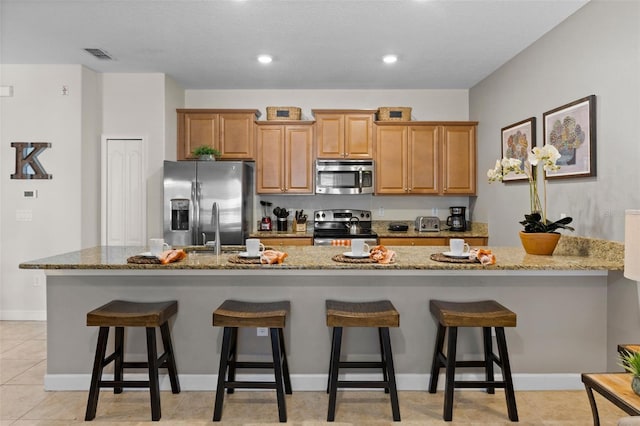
[313, 237, 378, 246]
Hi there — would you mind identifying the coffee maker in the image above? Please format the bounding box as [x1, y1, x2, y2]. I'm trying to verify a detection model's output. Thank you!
[446, 206, 467, 231]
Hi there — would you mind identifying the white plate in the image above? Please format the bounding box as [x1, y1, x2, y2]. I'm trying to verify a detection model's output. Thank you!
[138, 252, 158, 258]
[442, 251, 471, 259]
[238, 252, 261, 259]
[343, 251, 371, 259]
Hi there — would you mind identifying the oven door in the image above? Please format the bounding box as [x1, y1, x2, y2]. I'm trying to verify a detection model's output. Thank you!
[315, 160, 374, 194]
[313, 236, 378, 246]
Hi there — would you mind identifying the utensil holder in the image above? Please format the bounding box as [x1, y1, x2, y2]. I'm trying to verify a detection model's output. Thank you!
[276, 217, 288, 232]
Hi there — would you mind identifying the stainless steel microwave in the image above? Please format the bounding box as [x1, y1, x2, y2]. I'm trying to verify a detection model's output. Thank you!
[315, 160, 374, 195]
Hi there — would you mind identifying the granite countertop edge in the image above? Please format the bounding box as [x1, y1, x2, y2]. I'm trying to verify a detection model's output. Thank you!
[19, 235, 623, 272]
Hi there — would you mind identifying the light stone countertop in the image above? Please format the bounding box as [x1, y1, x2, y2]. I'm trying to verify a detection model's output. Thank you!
[249, 221, 488, 239]
[19, 235, 623, 271]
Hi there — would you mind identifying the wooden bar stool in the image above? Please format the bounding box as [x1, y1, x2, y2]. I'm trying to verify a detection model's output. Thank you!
[325, 299, 401, 422]
[85, 300, 180, 421]
[212, 300, 292, 423]
[428, 299, 518, 422]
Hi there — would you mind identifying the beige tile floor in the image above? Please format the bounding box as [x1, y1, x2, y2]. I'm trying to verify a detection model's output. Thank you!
[0, 320, 629, 425]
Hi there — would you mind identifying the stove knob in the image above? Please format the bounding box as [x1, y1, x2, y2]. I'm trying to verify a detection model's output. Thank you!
[365, 212, 370, 218]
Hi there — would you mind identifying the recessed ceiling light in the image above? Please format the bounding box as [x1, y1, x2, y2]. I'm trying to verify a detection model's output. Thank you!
[383, 54, 398, 64]
[257, 55, 273, 64]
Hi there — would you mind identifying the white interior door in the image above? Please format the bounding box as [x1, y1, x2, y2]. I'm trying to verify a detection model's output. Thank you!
[101, 137, 146, 246]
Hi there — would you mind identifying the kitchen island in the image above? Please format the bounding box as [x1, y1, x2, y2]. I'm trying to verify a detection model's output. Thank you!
[20, 238, 626, 392]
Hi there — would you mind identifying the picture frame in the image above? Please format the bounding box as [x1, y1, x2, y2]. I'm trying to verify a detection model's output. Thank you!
[501, 117, 536, 182]
[543, 95, 596, 179]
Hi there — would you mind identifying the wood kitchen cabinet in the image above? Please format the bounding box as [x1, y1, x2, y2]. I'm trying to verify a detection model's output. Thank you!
[441, 124, 476, 194]
[375, 124, 439, 194]
[261, 237, 313, 247]
[177, 109, 260, 160]
[378, 237, 447, 246]
[313, 109, 376, 159]
[256, 122, 314, 194]
[375, 121, 477, 195]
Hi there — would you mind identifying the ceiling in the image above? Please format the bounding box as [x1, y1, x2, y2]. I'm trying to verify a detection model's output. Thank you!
[0, 0, 589, 90]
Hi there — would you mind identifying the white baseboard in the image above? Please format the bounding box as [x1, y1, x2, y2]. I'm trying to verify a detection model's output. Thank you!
[45, 372, 583, 392]
[0, 310, 46, 321]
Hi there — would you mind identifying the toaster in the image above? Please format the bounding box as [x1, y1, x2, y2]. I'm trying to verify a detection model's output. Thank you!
[415, 216, 440, 232]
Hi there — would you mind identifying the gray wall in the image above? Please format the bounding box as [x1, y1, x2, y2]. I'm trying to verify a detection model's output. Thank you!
[470, 1, 640, 246]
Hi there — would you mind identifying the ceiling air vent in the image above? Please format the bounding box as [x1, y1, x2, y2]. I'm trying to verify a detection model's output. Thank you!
[84, 48, 112, 60]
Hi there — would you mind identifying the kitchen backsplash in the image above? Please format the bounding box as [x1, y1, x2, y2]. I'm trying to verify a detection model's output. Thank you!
[253, 194, 472, 231]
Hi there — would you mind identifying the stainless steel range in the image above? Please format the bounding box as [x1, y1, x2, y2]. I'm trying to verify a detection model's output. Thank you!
[313, 209, 378, 246]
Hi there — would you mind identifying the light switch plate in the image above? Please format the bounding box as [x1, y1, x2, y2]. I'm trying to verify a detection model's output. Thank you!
[16, 209, 33, 221]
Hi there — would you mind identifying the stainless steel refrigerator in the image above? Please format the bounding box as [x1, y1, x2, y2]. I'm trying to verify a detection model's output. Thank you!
[163, 160, 254, 246]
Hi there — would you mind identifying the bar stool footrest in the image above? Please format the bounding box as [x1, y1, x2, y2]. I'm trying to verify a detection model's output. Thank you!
[99, 380, 150, 388]
[232, 361, 278, 369]
[337, 381, 390, 389]
[454, 381, 507, 389]
[225, 381, 278, 390]
[338, 361, 384, 369]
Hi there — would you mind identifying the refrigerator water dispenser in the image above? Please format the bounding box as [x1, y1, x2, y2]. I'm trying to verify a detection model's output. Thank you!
[170, 199, 190, 231]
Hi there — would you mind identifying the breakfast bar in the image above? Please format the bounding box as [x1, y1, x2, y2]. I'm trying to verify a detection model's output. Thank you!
[20, 238, 625, 392]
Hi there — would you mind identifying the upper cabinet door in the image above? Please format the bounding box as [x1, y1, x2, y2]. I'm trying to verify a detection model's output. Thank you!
[375, 125, 407, 194]
[315, 114, 345, 158]
[219, 113, 255, 159]
[344, 114, 374, 158]
[256, 125, 286, 193]
[407, 125, 439, 194]
[285, 125, 314, 193]
[441, 125, 476, 194]
[181, 113, 218, 160]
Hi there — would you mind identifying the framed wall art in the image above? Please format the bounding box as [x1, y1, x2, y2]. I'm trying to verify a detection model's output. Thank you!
[501, 117, 536, 182]
[543, 94, 596, 179]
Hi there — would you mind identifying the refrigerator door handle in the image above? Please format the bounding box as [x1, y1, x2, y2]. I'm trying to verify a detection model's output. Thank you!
[192, 181, 201, 245]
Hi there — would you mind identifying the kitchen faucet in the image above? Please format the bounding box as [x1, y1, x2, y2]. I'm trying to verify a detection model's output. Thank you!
[204, 202, 221, 255]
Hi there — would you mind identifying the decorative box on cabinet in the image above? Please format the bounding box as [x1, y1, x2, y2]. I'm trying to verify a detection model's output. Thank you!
[256, 122, 314, 194]
[177, 109, 260, 160]
[313, 109, 376, 159]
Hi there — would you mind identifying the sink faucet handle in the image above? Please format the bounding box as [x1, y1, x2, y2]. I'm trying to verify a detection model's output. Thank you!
[211, 202, 221, 255]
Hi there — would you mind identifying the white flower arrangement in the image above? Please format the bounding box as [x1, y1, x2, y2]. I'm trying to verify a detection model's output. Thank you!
[487, 145, 574, 233]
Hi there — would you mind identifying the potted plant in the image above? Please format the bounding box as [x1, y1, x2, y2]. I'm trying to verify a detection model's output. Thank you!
[192, 145, 220, 161]
[619, 350, 640, 396]
[487, 144, 574, 255]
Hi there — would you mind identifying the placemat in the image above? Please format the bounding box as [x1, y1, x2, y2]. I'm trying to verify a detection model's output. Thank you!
[228, 255, 261, 264]
[430, 253, 480, 264]
[332, 254, 376, 263]
[127, 255, 161, 264]
[331, 254, 396, 264]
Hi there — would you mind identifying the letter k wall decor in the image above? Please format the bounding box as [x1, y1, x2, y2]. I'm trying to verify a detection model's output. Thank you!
[11, 142, 52, 179]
